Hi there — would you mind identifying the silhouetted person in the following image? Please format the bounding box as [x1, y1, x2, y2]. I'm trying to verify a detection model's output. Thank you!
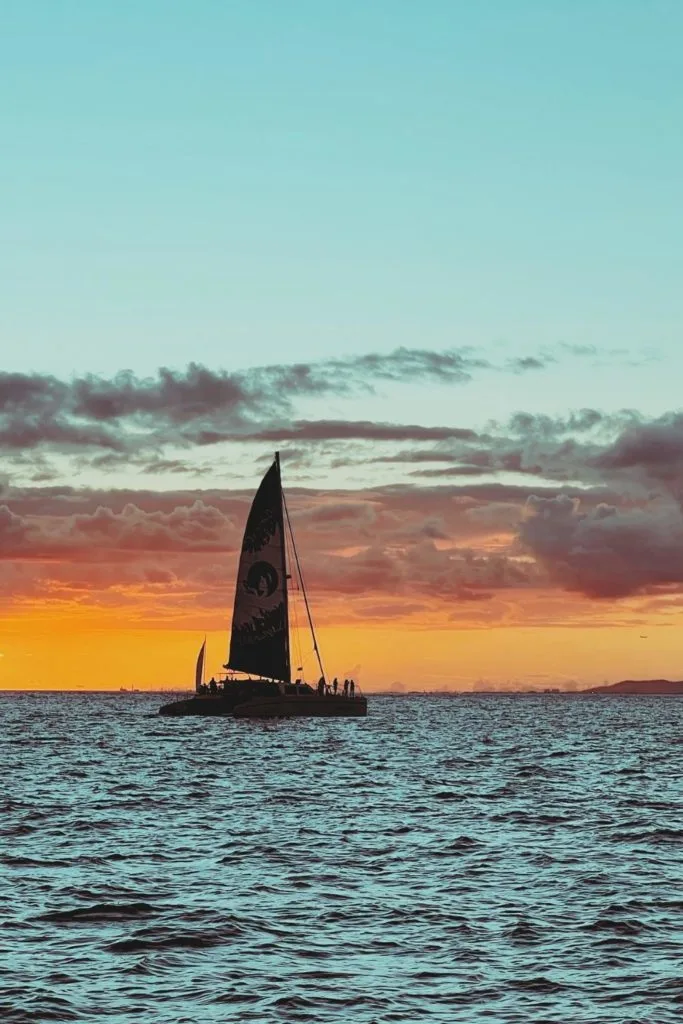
[209, 678, 217, 693]
[350, 679, 355, 698]
[343, 679, 349, 697]
[295, 678, 301, 694]
[332, 677, 338, 694]
[317, 677, 325, 696]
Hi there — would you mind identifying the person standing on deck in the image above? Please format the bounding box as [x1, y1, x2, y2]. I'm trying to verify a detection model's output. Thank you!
[332, 677, 338, 694]
[343, 679, 349, 696]
[349, 679, 355, 698]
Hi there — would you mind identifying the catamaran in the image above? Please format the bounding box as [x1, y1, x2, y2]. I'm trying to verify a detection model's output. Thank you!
[159, 453, 367, 718]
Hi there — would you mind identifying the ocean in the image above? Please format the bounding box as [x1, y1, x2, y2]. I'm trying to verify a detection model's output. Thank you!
[2, 691, 683, 1023]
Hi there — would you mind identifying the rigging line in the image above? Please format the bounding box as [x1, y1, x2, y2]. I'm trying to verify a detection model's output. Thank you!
[282, 489, 326, 683]
[283, 504, 299, 671]
[285, 520, 304, 677]
[274, 451, 291, 683]
[290, 525, 307, 677]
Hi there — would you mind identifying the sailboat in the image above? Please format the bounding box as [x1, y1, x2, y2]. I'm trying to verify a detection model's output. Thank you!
[159, 453, 367, 718]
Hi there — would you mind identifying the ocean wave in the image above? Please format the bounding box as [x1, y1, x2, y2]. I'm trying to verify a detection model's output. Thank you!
[2, 691, 683, 1022]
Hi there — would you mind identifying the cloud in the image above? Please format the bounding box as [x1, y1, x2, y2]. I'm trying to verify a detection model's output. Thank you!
[506, 409, 611, 437]
[594, 416, 683, 478]
[556, 342, 659, 368]
[330, 347, 488, 384]
[411, 465, 495, 478]
[70, 366, 250, 423]
[507, 356, 549, 373]
[0, 419, 125, 452]
[0, 478, 548, 621]
[0, 371, 65, 412]
[233, 421, 480, 444]
[296, 540, 535, 602]
[519, 494, 683, 598]
[350, 601, 428, 619]
[315, 408, 631, 486]
[1, 345, 590, 463]
[4, 387, 683, 624]
[0, 349, 489, 456]
[0, 500, 239, 560]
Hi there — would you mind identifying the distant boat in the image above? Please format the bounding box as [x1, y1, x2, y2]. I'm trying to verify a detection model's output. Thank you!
[159, 453, 367, 718]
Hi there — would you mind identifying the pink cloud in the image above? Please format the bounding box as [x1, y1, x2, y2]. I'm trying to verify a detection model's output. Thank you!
[520, 494, 683, 598]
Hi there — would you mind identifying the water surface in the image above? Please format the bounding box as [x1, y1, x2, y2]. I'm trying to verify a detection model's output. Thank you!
[2, 692, 683, 1022]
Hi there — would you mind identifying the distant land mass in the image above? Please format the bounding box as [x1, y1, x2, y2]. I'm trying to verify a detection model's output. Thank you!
[587, 679, 683, 695]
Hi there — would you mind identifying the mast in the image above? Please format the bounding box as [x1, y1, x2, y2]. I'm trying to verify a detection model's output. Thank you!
[274, 451, 291, 684]
[282, 485, 326, 682]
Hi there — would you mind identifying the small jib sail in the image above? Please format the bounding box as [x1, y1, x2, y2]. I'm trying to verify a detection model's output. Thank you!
[227, 455, 290, 682]
[195, 638, 206, 692]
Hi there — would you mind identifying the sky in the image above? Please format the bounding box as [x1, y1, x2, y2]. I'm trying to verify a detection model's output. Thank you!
[2, 1, 683, 690]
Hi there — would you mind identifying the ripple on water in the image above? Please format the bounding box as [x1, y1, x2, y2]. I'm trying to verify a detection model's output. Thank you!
[2, 691, 683, 1023]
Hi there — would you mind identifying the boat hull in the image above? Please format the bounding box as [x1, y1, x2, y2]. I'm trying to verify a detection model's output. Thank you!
[159, 693, 367, 718]
[233, 694, 367, 718]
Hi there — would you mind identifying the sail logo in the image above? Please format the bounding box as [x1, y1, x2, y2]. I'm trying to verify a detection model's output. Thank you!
[243, 561, 279, 598]
[243, 510, 278, 554]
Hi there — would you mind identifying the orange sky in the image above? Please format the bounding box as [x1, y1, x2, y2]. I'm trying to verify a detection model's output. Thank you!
[2, 588, 681, 691]
[3, 407, 683, 691]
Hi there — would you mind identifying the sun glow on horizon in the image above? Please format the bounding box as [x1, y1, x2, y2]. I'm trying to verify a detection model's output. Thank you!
[2, 600, 682, 692]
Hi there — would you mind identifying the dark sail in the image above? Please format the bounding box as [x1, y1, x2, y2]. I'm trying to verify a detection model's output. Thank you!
[195, 639, 206, 692]
[227, 459, 290, 682]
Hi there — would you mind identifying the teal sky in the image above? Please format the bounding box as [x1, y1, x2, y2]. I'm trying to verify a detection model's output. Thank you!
[2, 1, 682, 426]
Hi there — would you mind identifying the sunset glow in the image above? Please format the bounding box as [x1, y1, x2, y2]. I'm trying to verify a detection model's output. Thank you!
[2, 3, 683, 692]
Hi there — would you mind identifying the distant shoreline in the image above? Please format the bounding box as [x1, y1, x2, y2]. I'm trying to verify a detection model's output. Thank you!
[586, 679, 683, 695]
[3, 682, 683, 695]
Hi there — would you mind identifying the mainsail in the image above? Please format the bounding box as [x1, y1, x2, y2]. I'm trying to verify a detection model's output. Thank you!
[227, 457, 290, 682]
[195, 639, 206, 692]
